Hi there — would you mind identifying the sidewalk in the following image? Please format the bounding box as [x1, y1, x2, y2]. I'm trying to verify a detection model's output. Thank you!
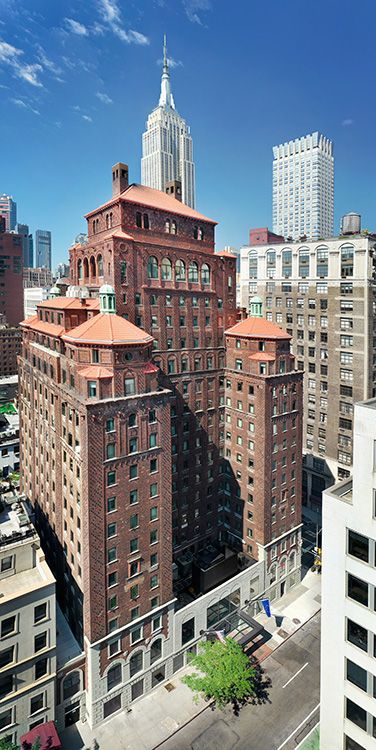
[60, 569, 321, 750]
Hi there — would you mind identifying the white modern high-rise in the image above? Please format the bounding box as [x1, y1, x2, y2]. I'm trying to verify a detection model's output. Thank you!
[320, 398, 376, 750]
[141, 37, 195, 208]
[272, 131, 334, 241]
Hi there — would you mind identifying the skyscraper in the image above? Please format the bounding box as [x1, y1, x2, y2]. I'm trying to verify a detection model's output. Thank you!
[141, 37, 195, 208]
[0, 194, 17, 231]
[272, 132, 334, 240]
[17, 223, 34, 267]
[35, 229, 52, 269]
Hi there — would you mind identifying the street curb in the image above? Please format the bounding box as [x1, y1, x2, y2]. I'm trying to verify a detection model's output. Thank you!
[151, 608, 321, 750]
[295, 721, 320, 749]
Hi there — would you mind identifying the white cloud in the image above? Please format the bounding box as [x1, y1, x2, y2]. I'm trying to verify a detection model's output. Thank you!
[157, 56, 183, 69]
[97, 0, 149, 44]
[183, 0, 211, 24]
[342, 118, 354, 127]
[96, 91, 113, 104]
[0, 39, 43, 87]
[65, 18, 89, 36]
[36, 45, 63, 77]
[10, 97, 40, 115]
[82, 114, 92, 122]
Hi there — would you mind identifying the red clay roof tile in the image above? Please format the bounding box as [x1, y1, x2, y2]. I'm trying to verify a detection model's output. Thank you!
[225, 317, 291, 340]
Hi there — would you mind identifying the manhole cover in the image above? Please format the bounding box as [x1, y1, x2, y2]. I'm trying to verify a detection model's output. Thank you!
[292, 618, 301, 625]
[164, 683, 175, 692]
[277, 629, 289, 638]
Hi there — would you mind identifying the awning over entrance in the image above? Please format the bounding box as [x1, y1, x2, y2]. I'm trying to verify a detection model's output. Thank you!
[206, 606, 264, 649]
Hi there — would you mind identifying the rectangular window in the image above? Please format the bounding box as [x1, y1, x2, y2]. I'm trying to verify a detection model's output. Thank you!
[34, 632, 47, 653]
[347, 573, 368, 607]
[34, 603, 47, 624]
[347, 619, 368, 652]
[1, 616, 16, 638]
[348, 529, 369, 563]
[346, 659, 367, 692]
[30, 693, 45, 715]
[346, 698, 367, 732]
[181, 618, 195, 645]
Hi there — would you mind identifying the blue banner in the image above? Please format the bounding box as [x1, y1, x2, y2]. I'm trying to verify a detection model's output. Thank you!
[261, 598, 271, 617]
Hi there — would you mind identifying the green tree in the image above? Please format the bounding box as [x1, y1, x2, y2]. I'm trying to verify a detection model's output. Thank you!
[182, 637, 256, 708]
[0, 738, 19, 750]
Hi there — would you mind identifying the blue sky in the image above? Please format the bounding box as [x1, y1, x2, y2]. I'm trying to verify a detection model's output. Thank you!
[0, 0, 375, 268]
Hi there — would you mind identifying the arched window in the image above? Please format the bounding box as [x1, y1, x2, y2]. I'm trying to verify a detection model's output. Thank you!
[106, 213, 110, 229]
[266, 250, 276, 279]
[249, 250, 257, 279]
[121, 261, 126, 283]
[83, 257, 89, 279]
[147, 256, 158, 279]
[282, 249, 292, 278]
[136, 212, 142, 228]
[298, 247, 310, 278]
[97, 254, 103, 277]
[77, 259, 83, 279]
[93, 220, 96, 235]
[63, 671, 81, 701]
[198, 228, 203, 241]
[171, 220, 177, 235]
[201, 263, 210, 285]
[143, 213, 149, 230]
[107, 663, 122, 692]
[130, 651, 143, 677]
[316, 245, 329, 277]
[89, 256, 96, 280]
[167, 358, 175, 374]
[269, 564, 277, 584]
[288, 550, 296, 571]
[340, 243, 354, 278]
[188, 262, 199, 282]
[194, 356, 201, 371]
[175, 259, 186, 281]
[279, 556, 287, 578]
[109, 212, 113, 229]
[165, 219, 170, 234]
[150, 638, 162, 665]
[124, 377, 135, 396]
[161, 258, 172, 280]
[193, 227, 198, 240]
[181, 357, 188, 372]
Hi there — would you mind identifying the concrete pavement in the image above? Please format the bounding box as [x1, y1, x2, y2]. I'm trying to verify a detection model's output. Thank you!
[60, 570, 321, 750]
[158, 612, 321, 750]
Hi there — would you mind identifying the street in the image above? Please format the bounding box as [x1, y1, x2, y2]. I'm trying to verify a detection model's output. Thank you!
[156, 611, 320, 750]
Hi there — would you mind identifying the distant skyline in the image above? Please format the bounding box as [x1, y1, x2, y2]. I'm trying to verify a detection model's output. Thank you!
[0, 0, 375, 266]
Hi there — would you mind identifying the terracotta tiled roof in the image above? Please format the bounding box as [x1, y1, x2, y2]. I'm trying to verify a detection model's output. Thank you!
[85, 183, 216, 224]
[63, 313, 153, 345]
[216, 250, 237, 258]
[79, 365, 113, 379]
[37, 297, 99, 311]
[225, 317, 291, 340]
[249, 352, 276, 361]
[20, 315, 65, 337]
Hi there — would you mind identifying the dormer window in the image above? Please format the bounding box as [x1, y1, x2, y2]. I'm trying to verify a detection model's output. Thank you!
[92, 349, 99, 363]
[258, 341, 265, 352]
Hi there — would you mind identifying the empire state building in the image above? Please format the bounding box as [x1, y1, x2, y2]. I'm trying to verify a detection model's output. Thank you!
[141, 37, 196, 208]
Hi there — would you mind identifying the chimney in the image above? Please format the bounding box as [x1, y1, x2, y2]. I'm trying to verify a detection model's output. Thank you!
[112, 162, 129, 197]
[165, 179, 182, 202]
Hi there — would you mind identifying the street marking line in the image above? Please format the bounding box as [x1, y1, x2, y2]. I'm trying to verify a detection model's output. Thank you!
[282, 662, 309, 689]
[276, 702, 320, 750]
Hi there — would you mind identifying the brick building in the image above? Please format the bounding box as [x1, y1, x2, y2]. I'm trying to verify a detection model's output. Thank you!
[18, 164, 302, 728]
[0, 323, 22, 377]
[68, 163, 237, 561]
[224, 298, 303, 586]
[0, 229, 23, 326]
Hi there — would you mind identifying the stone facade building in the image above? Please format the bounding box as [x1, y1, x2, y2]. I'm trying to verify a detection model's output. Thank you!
[0, 499, 56, 746]
[240, 231, 376, 510]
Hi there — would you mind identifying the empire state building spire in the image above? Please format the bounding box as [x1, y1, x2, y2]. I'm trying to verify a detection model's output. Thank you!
[141, 35, 196, 208]
[158, 34, 175, 109]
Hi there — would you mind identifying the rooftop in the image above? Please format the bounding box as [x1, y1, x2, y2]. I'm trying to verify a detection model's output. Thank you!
[225, 316, 291, 340]
[63, 312, 153, 346]
[85, 182, 216, 224]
